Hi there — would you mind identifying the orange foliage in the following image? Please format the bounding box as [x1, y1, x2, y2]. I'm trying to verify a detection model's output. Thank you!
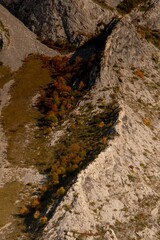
[40, 216, 48, 224]
[40, 185, 48, 192]
[34, 210, 40, 219]
[20, 206, 29, 216]
[31, 197, 40, 208]
[78, 81, 85, 90]
[134, 69, 144, 78]
[98, 121, 105, 128]
[102, 137, 107, 144]
[38, 53, 89, 127]
[69, 143, 81, 152]
[142, 118, 151, 127]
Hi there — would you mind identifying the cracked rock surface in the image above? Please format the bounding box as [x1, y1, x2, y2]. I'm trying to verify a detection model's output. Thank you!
[0, 0, 115, 47]
[0, 1, 159, 240]
[40, 3, 160, 240]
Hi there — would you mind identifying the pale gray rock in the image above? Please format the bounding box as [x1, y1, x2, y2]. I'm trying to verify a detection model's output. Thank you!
[0, 0, 115, 47]
[40, 3, 160, 240]
[0, 4, 57, 70]
[0, 1, 159, 240]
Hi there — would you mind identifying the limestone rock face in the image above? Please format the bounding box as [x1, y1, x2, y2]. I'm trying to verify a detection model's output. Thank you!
[39, 2, 160, 240]
[0, 4, 57, 70]
[0, 1, 160, 240]
[0, 0, 115, 47]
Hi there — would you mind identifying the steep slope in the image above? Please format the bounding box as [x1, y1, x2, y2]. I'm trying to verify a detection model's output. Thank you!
[38, 3, 160, 240]
[0, 1, 159, 240]
[0, 4, 57, 70]
[0, 4, 59, 240]
[0, 0, 116, 48]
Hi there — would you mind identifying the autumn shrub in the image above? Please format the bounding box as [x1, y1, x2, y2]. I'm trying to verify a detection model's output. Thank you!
[22, 52, 119, 232]
[31, 197, 40, 208]
[134, 69, 144, 78]
[37, 54, 95, 127]
[56, 187, 66, 197]
[22, 104, 120, 233]
[20, 206, 29, 216]
[142, 118, 151, 127]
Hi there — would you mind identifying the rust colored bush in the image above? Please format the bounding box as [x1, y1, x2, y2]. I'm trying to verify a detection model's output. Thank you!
[134, 69, 144, 78]
[31, 197, 40, 208]
[19, 206, 29, 216]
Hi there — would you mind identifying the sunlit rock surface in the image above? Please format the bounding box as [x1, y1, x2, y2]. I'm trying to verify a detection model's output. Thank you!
[0, 1, 159, 239]
[0, 0, 115, 47]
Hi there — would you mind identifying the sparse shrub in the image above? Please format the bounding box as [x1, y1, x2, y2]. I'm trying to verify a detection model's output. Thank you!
[19, 206, 29, 216]
[134, 69, 144, 78]
[45, 113, 58, 126]
[31, 197, 40, 208]
[102, 136, 107, 144]
[40, 185, 48, 192]
[56, 187, 66, 196]
[98, 121, 105, 128]
[34, 210, 40, 219]
[64, 204, 71, 211]
[40, 216, 48, 225]
[142, 118, 151, 127]
[51, 172, 59, 185]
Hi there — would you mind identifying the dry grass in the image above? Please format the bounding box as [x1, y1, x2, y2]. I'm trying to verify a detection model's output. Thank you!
[2, 55, 54, 169]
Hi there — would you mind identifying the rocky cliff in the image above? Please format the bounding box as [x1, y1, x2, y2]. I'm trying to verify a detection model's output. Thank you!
[0, 1, 160, 240]
[0, 0, 116, 48]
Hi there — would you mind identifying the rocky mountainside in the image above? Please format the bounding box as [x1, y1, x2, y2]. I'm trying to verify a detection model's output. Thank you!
[0, 1, 160, 240]
[0, 0, 116, 48]
[0, 4, 57, 70]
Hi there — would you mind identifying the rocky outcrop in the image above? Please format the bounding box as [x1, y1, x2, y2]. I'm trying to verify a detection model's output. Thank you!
[0, 1, 159, 240]
[38, 2, 160, 240]
[0, 4, 57, 70]
[0, 0, 116, 47]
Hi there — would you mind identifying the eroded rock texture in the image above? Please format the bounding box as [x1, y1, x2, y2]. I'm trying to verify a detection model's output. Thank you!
[0, 0, 159, 240]
[0, 0, 115, 47]
[39, 3, 160, 240]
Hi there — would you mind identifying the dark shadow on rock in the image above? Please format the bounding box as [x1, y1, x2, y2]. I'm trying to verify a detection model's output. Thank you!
[69, 17, 120, 90]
